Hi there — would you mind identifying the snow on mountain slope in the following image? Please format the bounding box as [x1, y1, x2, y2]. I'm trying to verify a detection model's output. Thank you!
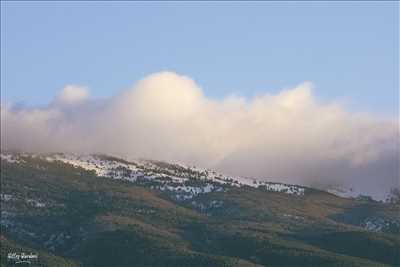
[1, 152, 307, 200]
[0, 153, 23, 164]
[2, 151, 397, 203]
[1, 152, 399, 235]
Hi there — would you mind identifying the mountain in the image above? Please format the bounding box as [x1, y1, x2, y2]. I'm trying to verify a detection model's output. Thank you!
[1, 152, 399, 267]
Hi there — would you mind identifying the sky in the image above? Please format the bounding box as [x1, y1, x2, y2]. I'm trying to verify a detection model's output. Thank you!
[1, 2, 399, 200]
[1, 1, 398, 116]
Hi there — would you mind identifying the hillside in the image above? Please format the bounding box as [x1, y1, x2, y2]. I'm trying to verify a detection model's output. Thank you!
[1, 152, 399, 267]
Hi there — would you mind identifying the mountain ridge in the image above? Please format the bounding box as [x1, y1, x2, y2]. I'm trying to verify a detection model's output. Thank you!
[0, 151, 385, 201]
[1, 151, 399, 267]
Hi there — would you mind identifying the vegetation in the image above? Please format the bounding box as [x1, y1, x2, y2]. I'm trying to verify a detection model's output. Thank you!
[1, 155, 399, 267]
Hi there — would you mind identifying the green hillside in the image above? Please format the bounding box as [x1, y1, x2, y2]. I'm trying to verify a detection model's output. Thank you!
[1, 154, 399, 267]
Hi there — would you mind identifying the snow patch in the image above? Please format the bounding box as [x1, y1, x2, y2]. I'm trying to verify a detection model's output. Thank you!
[1, 153, 22, 164]
[1, 194, 13, 202]
[26, 199, 46, 208]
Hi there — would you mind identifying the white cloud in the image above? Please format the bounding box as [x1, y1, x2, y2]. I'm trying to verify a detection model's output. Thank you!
[1, 71, 398, 199]
[55, 85, 89, 105]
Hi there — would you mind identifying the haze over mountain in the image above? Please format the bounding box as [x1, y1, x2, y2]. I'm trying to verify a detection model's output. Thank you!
[1, 72, 398, 200]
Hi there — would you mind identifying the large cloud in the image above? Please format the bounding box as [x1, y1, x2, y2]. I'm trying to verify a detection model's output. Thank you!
[1, 72, 398, 199]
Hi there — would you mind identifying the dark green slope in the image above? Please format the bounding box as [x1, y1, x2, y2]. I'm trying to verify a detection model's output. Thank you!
[1, 155, 399, 267]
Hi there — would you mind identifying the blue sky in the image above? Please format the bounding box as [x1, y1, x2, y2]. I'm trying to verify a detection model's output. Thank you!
[1, 1, 398, 116]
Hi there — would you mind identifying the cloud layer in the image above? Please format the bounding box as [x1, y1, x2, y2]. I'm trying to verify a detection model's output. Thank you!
[1, 72, 398, 199]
